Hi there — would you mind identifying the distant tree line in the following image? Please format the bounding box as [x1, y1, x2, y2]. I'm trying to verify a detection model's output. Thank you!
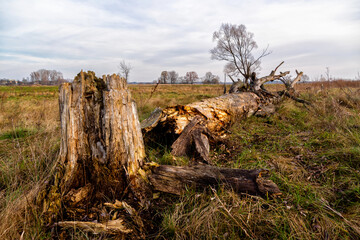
[29, 69, 67, 85]
[155, 71, 220, 84]
[0, 69, 69, 86]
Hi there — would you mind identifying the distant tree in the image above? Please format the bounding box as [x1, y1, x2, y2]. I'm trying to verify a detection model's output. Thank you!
[30, 71, 40, 82]
[49, 70, 63, 82]
[202, 72, 220, 84]
[159, 71, 168, 84]
[39, 69, 50, 83]
[168, 71, 179, 84]
[118, 60, 132, 81]
[185, 71, 199, 84]
[301, 74, 310, 82]
[210, 23, 271, 85]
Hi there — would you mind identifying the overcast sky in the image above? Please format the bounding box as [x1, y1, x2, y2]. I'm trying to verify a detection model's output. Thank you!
[1, 0, 359, 82]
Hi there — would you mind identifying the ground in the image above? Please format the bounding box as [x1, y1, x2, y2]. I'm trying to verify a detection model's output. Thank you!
[0, 81, 359, 239]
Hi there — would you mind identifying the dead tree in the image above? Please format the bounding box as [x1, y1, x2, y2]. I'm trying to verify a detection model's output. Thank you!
[142, 62, 306, 163]
[39, 71, 280, 237]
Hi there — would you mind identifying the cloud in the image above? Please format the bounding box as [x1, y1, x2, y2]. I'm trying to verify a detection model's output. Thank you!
[0, 0, 359, 81]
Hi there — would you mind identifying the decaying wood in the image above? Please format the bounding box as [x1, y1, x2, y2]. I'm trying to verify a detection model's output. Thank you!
[170, 116, 211, 163]
[41, 70, 282, 236]
[142, 92, 269, 162]
[58, 71, 146, 199]
[42, 71, 150, 233]
[253, 70, 290, 91]
[56, 219, 132, 235]
[148, 164, 281, 196]
[142, 92, 261, 136]
[142, 62, 306, 162]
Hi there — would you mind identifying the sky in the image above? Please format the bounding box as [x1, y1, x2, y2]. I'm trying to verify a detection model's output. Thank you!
[0, 0, 359, 82]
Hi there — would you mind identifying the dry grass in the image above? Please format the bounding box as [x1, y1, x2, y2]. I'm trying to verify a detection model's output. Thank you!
[160, 188, 359, 240]
[0, 81, 359, 239]
[0, 88, 60, 239]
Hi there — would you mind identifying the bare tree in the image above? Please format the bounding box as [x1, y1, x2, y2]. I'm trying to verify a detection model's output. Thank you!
[168, 71, 179, 84]
[185, 71, 199, 84]
[210, 23, 271, 85]
[159, 71, 168, 84]
[49, 70, 63, 83]
[118, 60, 132, 81]
[301, 74, 309, 82]
[30, 71, 40, 82]
[202, 72, 220, 84]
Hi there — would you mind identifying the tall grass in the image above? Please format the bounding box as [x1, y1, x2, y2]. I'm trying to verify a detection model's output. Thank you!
[0, 90, 60, 239]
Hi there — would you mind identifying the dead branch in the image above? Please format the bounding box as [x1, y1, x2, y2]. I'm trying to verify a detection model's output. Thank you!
[270, 61, 284, 76]
[253, 70, 290, 91]
[56, 219, 132, 235]
[148, 164, 281, 197]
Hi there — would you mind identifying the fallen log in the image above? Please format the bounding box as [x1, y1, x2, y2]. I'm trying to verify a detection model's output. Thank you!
[141, 63, 306, 162]
[141, 91, 262, 137]
[148, 164, 281, 196]
[141, 92, 268, 163]
[38, 71, 280, 237]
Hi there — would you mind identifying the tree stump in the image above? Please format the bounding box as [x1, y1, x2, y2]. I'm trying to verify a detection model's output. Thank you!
[42, 71, 148, 232]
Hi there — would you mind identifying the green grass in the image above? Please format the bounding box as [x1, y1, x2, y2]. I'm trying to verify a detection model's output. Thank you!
[156, 89, 360, 239]
[0, 128, 36, 140]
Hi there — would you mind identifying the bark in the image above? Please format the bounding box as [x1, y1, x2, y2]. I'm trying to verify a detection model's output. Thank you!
[59, 71, 147, 202]
[170, 116, 211, 163]
[141, 92, 270, 163]
[42, 71, 149, 231]
[142, 92, 261, 136]
[148, 164, 281, 196]
[252, 61, 288, 91]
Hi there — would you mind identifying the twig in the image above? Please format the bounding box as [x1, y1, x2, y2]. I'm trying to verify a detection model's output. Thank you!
[146, 79, 161, 104]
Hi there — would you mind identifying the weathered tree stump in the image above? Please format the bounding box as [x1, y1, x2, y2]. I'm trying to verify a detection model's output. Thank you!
[41, 71, 149, 236]
[58, 71, 147, 203]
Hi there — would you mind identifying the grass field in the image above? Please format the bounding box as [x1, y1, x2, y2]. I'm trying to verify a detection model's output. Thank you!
[0, 81, 359, 239]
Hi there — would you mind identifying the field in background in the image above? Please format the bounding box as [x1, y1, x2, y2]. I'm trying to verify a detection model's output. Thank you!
[0, 81, 359, 239]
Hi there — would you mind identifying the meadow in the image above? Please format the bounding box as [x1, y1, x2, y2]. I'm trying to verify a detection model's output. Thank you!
[0, 81, 359, 239]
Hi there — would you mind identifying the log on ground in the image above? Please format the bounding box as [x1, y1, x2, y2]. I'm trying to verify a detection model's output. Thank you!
[148, 164, 281, 196]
